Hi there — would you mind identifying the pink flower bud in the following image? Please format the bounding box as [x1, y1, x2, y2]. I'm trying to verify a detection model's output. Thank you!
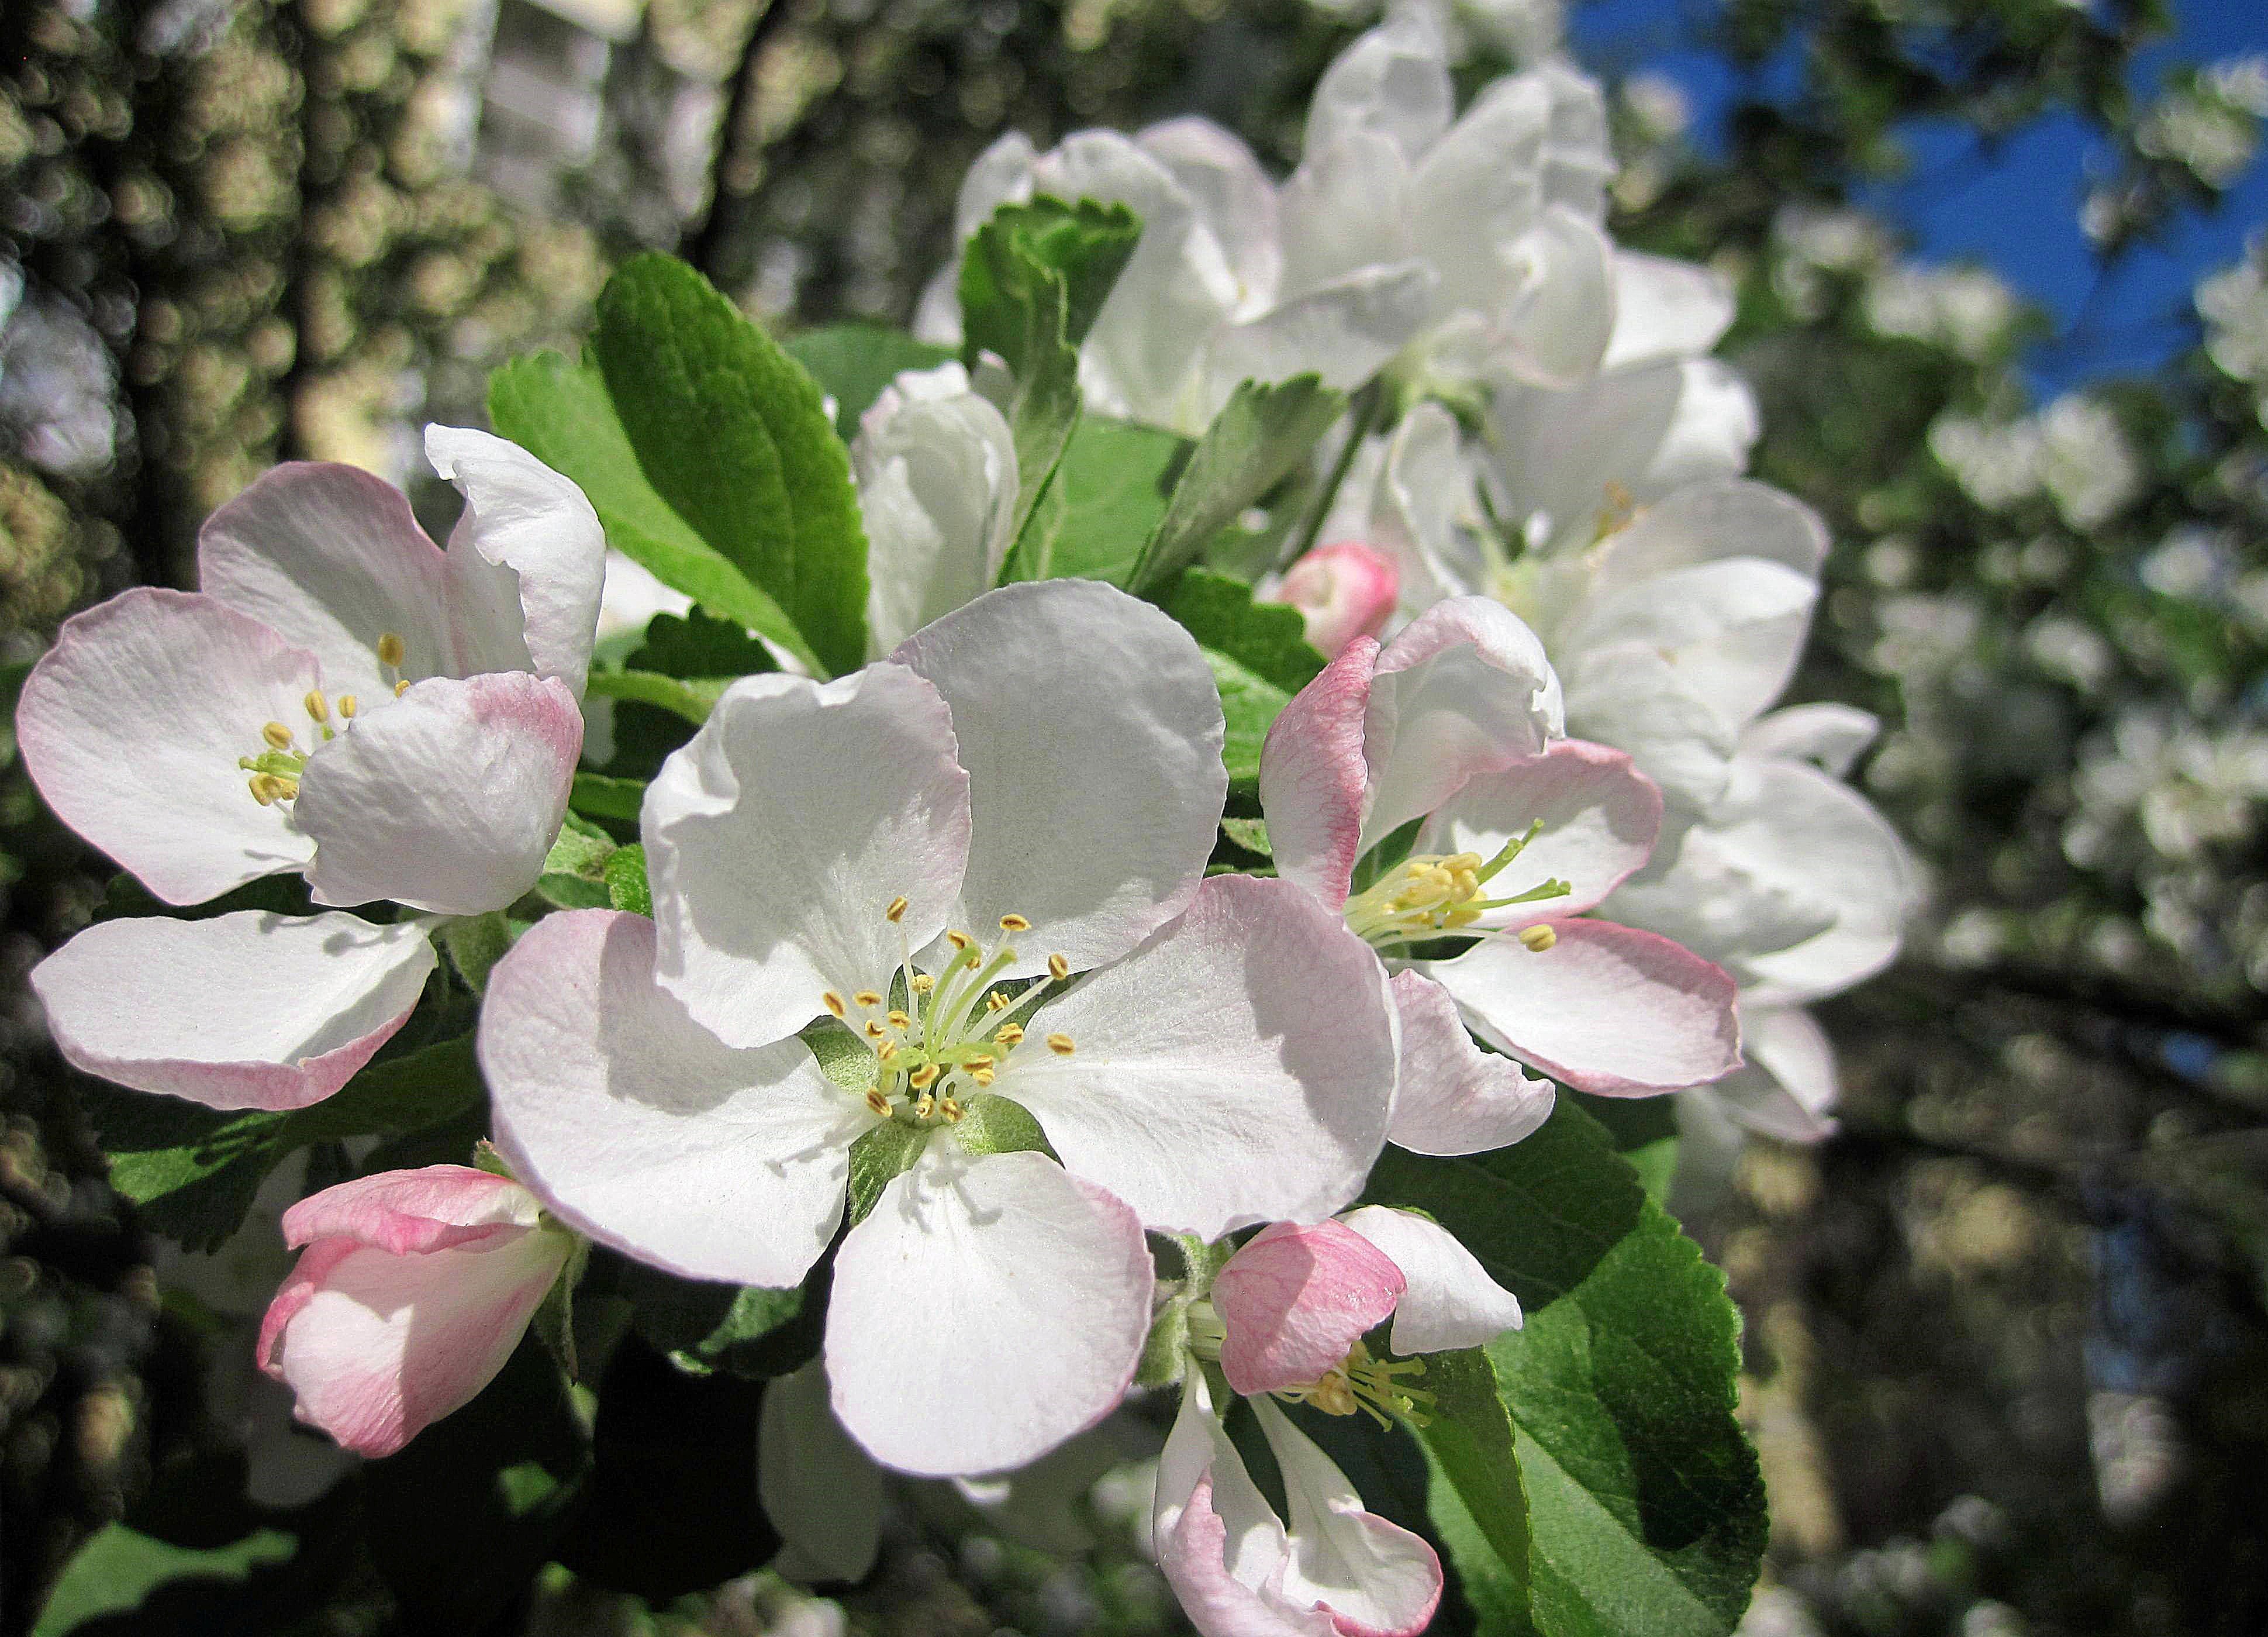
[257, 1166, 573, 1457]
[1269, 542, 1400, 656]
[1211, 1218, 1404, 1396]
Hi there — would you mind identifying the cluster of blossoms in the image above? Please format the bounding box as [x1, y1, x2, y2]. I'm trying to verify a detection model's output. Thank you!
[19, 10, 1914, 1631]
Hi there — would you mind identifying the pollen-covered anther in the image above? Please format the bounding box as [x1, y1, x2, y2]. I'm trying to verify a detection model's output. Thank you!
[910, 973, 934, 994]
[261, 721, 294, 750]
[375, 630, 406, 668]
[1046, 1032, 1075, 1056]
[823, 991, 847, 1018]
[393, 679, 410, 697]
[886, 1009, 912, 1031]
[863, 1020, 886, 1039]
[1047, 953, 1070, 982]
[875, 1040, 900, 1064]
[945, 930, 973, 952]
[336, 694, 358, 719]
[967, 1068, 994, 1087]
[914, 1092, 935, 1119]
[998, 913, 1031, 933]
[885, 895, 909, 923]
[994, 1023, 1024, 1046]
[864, 1090, 892, 1118]
[908, 1063, 941, 1090]
[303, 691, 329, 725]
[1518, 925, 1557, 952]
[854, 990, 882, 1009]
[940, 1097, 966, 1121]
[984, 990, 1010, 1012]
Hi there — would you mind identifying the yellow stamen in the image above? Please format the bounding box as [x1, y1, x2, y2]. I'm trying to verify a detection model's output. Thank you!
[886, 1010, 912, 1030]
[985, 990, 1011, 1012]
[1047, 953, 1070, 982]
[336, 694, 358, 719]
[967, 1069, 993, 1087]
[303, 691, 329, 724]
[261, 721, 292, 750]
[823, 991, 847, 1018]
[910, 974, 934, 994]
[964, 1053, 995, 1072]
[863, 1021, 886, 1039]
[393, 678, 410, 697]
[876, 1040, 899, 1063]
[995, 1023, 1024, 1046]
[1046, 1032, 1075, 1056]
[999, 913, 1031, 933]
[376, 631, 406, 668]
[885, 895, 909, 923]
[945, 930, 972, 952]
[908, 1063, 941, 1090]
[854, 990, 882, 1008]
[914, 1092, 935, 1119]
[1518, 925, 1557, 953]
[864, 1090, 891, 1118]
[941, 1097, 966, 1120]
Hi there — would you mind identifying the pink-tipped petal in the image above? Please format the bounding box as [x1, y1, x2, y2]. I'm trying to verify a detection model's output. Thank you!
[1339, 1205, 1523, 1353]
[295, 671, 581, 915]
[257, 1215, 571, 1458]
[1268, 544, 1400, 657]
[827, 1146, 1153, 1478]
[1418, 739, 1663, 922]
[30, 911, 434, 1112]
[279, 1165, 546, 1256]
[16, 589, 321, 904]
[1362, 597, 1563, 849]
[1427, 917, 1742, 1096]
[1258, 637, 1379, 909]
[1213, 1220, 1405, 1397]
[1383, 970, 1554, 1156]
[1252, 1398, 1442, 1637]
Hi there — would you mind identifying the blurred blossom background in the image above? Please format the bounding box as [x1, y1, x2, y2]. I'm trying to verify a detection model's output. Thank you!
[4, 0, 2268, 1633]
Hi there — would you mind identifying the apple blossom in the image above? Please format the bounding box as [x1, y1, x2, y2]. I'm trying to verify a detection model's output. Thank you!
[914, 14, 1614, 433]
[478, 580, 1402, 1477]
[1263, 541, 1400, 656]
[257, 1165, 578, 1459]
[1259, 595, 1742, 1152]
[21, 428, 604, 1110]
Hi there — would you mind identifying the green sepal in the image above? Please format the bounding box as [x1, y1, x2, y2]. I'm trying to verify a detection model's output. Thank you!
[603, 844, 652, 917]
[437, 909, 512, 996]
[845, 1121, 928, 1225]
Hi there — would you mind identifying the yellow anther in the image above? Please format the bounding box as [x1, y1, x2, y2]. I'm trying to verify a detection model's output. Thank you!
[886, 1010, 912, 1030]
[999, 914, 1031, 933]
[985, 990, 1010, 1012]
[823, 991, 847, 1018]
[863, 1021, 886, 1039]
[946, 930, 972, 952]
[1047, 953, 1070, 982]
[967, 1068, 993, 1087]
[964, 1053, 995, 1071]
[995, 1023, 1024, 1046]
[854, 990, 883, 1008]
[261, 721, 293, 749]
[865, 1090, 892, 1118]
[914, 1092, 935, 1119]
[911, 974, 934, 994]
[941, 1097, 966, 1120]
[876, 1040, 899, 1064]
[336, 695, 357, 719]
[885, 895, 909, 923]
[1046, 1032, 1076, 1056]
[1518, 925, 1558, 953]
[248, 776, 277, 807]
[303, 691, 329, 724]
[393, 678, 411, 697]
[376, 631, 405, 667]
[908, 1063, 941, 1090]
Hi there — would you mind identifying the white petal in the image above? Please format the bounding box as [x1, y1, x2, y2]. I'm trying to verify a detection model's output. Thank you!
[854, 372, 1020, 655]
[1138, 117, 1283, 311]
[15, 589, 319, 903]
[198, 461, 452, 704]
[827, 1145, 1152, 1477]
[1304, 18, 1452, 162]
[1258, 637, 1379, 910]
[1154, 1373, 1331, 1637]
[296, 673, 582, 915]
[1701, 1004, 1838, 1143]
[1340, 1205, 1524, 1352]
[1427, 916, 1742, 1095]
[1383, 970, 1554, 1156]
[1252, 1398, 1442, 1637]
[1362, 598, 1563, 849]
[1738, 703, 1880, 778]
[645, 663, 971, 1049]
[1407, 77, 1549, 318]
[427, 426, 607, 697]
[1002, 875, 1397, 1239]
[1603, 251, 1737, 370]
[1588, 479, 1828, 591]
[891, 582, 1224, 980]
[1204, 264, 1439, 411]
[1560, 640, 1737, 816]
[953, 130, 1039, 240]
[1278, 133, 1413, 302]
[760, 1359, 884, 1582]
[1418, 739, 1663, 921]
[481, 909, 870, 1288]
[1486, 206, 1617, 390]
[30, 911, 434, 1112]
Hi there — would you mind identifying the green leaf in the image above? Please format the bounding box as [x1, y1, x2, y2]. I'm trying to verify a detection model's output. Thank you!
[1219, 816, 1273, 857]
[607, 1250, 824, 1380]
[537, 816, 618, 911]
[1004, 415, 1184, 585]
[488, 351, 820, 675]
[1128, 377, 1347, 597]
[959, 196, 1140, 376]
[1418, 1348, 1534, 1635]
[603, 844, 652, 917]
[1572, 1091, 1682, 1207]
[629, 606, 779, 681]
[584, 667, 727, 726]
[569, 771, 646, 822]
[1161, 568, 1328, 694]
[437, 910, 510, 996]
[87, 1036, 485, 1250]
[589, 254, 869, 677]
[364, 1338, 590, 1631]
[1202, 647, 1294, 794]
[1366, 1102, 1766, 1637]
[32, 1526, 299, 1636]
[951, 1093, 1056, 1159]
[786, 323, 957, 442]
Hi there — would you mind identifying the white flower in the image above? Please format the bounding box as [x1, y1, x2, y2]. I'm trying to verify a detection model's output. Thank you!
[477, 580, 1402, 1477]
[22, 428, 605, 1110]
